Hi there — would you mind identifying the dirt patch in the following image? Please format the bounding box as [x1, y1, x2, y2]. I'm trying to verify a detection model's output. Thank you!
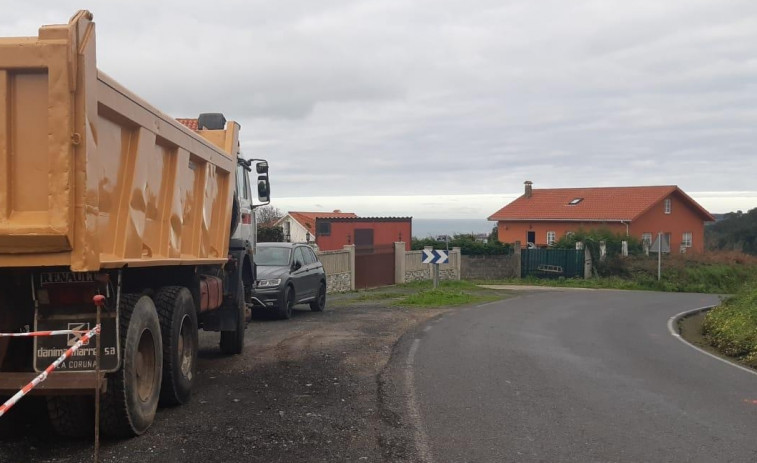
[678, 311, 712, 351]
[0, 288, 481, 462]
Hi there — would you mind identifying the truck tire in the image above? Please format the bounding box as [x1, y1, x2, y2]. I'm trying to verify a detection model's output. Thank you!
[278, 286, 295, 320]
[155, 287, 198, 406]
[101, 294, 163, 437]
[219, 286, 245, 355]
[310, 282, 326, 312]
[47, 395, 94, 438]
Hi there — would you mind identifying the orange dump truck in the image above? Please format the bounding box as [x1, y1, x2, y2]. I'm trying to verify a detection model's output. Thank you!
[0, 11, 270, 436]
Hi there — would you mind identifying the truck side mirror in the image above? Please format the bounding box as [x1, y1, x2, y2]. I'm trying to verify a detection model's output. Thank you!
[256, 161, 269, 174]
[257, 177, 270, 203]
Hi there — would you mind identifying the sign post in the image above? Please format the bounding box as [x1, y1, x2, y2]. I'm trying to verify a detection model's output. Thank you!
[422, 250, 449, 289]
[650, 232, 669, 281]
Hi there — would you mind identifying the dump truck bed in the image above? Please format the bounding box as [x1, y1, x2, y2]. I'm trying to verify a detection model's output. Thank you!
[0, 11, 237, 271]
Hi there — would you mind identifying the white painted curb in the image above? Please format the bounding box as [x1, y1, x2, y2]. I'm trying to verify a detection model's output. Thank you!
[668, 306, 757, 377]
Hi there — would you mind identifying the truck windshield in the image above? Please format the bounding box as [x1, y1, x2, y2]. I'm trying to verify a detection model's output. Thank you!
[255, 247, 292, 266]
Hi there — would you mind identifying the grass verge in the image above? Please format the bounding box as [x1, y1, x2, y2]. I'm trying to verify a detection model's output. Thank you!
[393, 280, 503, 308]
[702, 285, 757, 367]
[329, 280, 508, 309]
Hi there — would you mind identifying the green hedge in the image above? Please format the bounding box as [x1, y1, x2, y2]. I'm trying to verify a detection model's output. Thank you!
[411, 233, 512, 255]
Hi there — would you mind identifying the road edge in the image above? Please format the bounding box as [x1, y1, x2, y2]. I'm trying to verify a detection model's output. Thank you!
[667, 305, 757, 378]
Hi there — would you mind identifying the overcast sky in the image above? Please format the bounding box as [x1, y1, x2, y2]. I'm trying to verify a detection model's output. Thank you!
[6, 1, 757, 217]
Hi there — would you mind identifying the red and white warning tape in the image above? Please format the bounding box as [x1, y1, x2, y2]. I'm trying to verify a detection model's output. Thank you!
[0, 324, 100, 418]
[0, 329, 89, 338]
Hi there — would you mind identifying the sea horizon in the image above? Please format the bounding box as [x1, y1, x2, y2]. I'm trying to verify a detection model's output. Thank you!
[412, 218, 495, 239]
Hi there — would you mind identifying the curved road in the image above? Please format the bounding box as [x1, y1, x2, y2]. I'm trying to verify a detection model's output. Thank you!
[407, 290, 757, 463]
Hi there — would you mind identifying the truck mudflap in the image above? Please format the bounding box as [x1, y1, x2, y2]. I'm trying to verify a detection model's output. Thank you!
[32, 271, 120, 373]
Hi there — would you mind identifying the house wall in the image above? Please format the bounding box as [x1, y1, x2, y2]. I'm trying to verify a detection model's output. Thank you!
[629, 193, 706, 253]
[497, 221, 626, 246]
[279, 216, 312, 243]
[317, 221, 412, 252]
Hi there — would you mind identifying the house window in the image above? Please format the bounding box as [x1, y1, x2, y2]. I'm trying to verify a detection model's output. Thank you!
[568, 198, 583, 205]
[316, 221, 331, 236]
[565, 231, 575, 238]
[547, 231, 556, 246]
[682, 232, 692, 248]
[664, 198, 671, 214]
[641, 233, 652, 246]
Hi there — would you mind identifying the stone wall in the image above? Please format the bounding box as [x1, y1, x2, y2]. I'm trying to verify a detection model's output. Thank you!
[400, 246, 461, 284]
[460, 254, 520, 280]
[318, 245, 355, 293]
[326, 272, 352, 293]
[403, 267, 459, 283]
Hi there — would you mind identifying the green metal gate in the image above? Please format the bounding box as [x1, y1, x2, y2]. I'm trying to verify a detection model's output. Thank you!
[521, 248, 584, 278]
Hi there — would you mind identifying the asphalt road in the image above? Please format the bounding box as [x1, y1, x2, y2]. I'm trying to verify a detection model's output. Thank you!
[407, 290, 757, 463]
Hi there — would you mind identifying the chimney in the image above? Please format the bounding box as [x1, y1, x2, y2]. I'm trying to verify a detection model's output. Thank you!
[524, 181, 533, 198]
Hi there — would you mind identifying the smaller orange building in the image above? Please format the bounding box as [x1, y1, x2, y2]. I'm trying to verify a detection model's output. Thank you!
[315, 217, 412, 252]
[276, 211, 412, 252]
[488, 182, 715, 253]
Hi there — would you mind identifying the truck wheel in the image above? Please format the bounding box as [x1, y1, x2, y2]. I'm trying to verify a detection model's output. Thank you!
[155, 287, 198, 406]
[310, 282, 327, 312]
[101, 294, 163, 437]
[219, 286, 245, 355]
[278, 286, 294, 320]
[47, 395, 94, 438]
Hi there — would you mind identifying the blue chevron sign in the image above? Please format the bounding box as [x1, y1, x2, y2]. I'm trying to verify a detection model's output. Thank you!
[422, 249, 449, 264]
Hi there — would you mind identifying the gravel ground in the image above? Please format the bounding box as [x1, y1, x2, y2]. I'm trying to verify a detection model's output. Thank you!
[0, 289, 463, 463]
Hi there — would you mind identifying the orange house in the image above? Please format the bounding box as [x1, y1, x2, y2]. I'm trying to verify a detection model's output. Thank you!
[488, 182, 715, 253]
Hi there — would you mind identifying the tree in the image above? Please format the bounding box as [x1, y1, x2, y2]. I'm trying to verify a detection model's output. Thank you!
[255, 205, 284, 226]
[706, 207, 757, 255]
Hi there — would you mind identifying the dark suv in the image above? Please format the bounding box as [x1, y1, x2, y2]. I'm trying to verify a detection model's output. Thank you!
[254, 243, 327, 319]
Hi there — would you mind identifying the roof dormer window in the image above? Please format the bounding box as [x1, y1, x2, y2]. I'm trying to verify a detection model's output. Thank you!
[568, 198, 583, 205]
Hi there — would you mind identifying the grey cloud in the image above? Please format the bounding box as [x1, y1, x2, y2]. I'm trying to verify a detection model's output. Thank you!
[3, 1, 756, 210]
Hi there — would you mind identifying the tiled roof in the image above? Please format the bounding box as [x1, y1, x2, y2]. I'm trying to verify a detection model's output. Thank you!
[285, 211, 359, 231]
[488, 185, 714, 222]
[176, 118, 198, 130]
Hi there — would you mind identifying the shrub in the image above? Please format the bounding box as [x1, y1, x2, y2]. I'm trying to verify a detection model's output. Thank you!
[703, 285, 757, 366]
[552, 228, 642, 277]
[257, 225, 284, 242]
[623, 252, 757, 293]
